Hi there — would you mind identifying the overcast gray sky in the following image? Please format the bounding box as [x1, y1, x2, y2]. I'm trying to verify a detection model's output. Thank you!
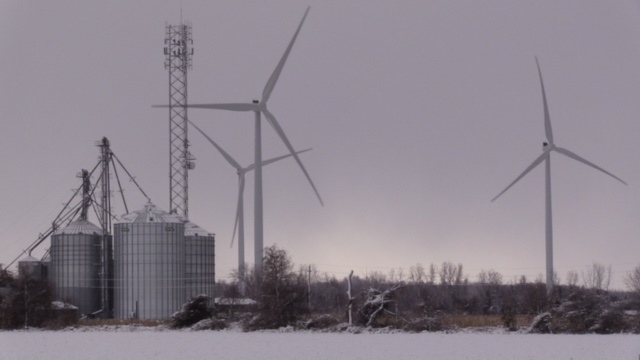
[1, 1, 639, 289]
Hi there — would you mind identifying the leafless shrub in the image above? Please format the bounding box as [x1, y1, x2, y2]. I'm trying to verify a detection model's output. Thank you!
[171, 295, 213, 329]
[191, 317, 228, 331]
[530, 289, 631, 334]
[304, 314, 340, 330]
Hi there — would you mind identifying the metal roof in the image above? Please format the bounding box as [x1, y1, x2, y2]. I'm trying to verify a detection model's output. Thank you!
[52, 301, 78, 310]
[118, 202, 183, 224]
[184, 221, 214, 237]
[215, 297, 257, 306]
[19, 255, 39, 263]
[54, 220, 102, 235]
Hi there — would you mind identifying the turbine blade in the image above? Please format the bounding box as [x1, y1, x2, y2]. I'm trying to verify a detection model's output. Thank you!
[262, 148, 312, 167]
[231, 210, 238, 248]
[263, 109, 324, 206]
[261, 6, 310, 104]
[492, 152, 548, 202]
[188, 120, 243, 170]
[535, 57, 554, 144]
[157, 103, 258, 111]
[246, 148, 312, 171]
[554, 147, 628, 185]
[231, 175, 246, 248]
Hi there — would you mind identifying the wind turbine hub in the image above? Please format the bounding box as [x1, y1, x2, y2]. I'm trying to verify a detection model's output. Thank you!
[252, 100, 259, 104]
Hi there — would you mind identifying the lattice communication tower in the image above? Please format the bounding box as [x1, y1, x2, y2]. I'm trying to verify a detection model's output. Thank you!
[164, 22, 195, 218]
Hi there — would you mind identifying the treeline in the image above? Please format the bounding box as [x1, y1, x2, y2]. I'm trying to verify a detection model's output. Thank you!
[2, 246, 639, 332]
[213, 245, 640, 332]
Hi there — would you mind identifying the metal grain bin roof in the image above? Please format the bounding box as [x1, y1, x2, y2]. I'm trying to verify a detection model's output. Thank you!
[19, 255, 39, 263]
[184, 221, 213, 237]
[53, 220, 102, 235]
[118, 202, 183, 224]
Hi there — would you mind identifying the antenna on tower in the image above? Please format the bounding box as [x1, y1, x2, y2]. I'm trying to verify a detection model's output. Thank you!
[164, 19, 194, 219]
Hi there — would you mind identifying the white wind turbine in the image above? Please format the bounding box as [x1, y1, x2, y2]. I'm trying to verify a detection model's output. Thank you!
[188, 119, 310, 276]
[155, 7, 322, 275]
[492, 57, 627, 293]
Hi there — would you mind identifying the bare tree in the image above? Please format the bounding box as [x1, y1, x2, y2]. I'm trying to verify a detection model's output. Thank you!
[408, 263, 426, 283]
[364, 270, 387, 289]
[388, 268, 396, 282]
[230, 264, 259, 299]
[581, 262, 612, 291]
[252, 245, 307, 328]
[624, 264, 640, 295]
[439, 262, 464, 286]
[0, 274, 53, 329]
[565, 270, 579, 288]
[478, 269, 503, 286]
[397, 267, 405, 282]
[517, 274, 527, 285]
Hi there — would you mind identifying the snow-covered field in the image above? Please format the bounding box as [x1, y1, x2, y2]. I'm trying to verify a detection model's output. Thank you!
[2, 328, 639, 360]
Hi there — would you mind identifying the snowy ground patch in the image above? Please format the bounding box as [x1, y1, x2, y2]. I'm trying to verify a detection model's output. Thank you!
[1, 330, 639, 360]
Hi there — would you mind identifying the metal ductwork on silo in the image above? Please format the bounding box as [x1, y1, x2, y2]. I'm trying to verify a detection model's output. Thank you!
[183, 221, 215, 302]
[113, 202, 185, 320]
[49, 219, 106, 316]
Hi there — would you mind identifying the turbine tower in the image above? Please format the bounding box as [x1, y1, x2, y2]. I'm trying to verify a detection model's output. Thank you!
[492, 57, 627, 294]
[156, 7, 322, 275]
[188, 119, 310, 277]
[164, 20, 195, 218]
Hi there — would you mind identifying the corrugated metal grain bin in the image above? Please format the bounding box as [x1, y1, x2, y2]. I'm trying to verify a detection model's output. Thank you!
[49, 220, 105, 316]
[18, 255, 45, 280]
[113, 203, 185, 320]
[184, 221, 215, 301]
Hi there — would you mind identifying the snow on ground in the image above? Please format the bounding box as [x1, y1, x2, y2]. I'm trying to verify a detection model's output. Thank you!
[1, 328, 639, 360]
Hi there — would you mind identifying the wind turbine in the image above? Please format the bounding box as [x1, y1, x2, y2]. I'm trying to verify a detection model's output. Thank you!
[188, 119, 310, 277]
[492, 57, 627, 294]
[155, 7, 322, 275]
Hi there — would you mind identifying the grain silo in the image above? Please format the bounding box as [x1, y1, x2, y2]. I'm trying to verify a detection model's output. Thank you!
[183, 221, 215, 301]
[49, 219, 105, 316]
[113, 202, 185, 319]
[18, 255, 46, 280]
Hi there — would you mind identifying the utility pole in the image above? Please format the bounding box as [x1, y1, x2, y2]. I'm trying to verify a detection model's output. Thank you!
[347, 270, 354, 325]
[307, 265, 312, 311]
